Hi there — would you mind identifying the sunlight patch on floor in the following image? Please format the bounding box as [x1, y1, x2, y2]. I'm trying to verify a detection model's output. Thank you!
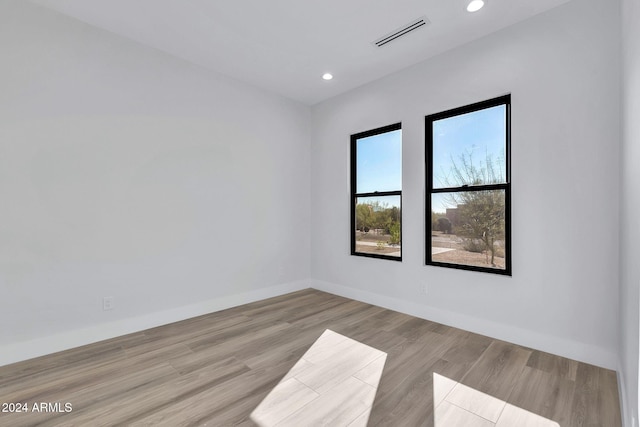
[250, 329, 387, 426]
[433, 373, 560, 426]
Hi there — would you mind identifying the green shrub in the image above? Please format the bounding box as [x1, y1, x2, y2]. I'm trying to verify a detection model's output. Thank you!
[388, 222, 401, 245]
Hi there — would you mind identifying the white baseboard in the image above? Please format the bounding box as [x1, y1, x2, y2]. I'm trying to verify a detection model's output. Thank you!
[617, 361, 630, 427]
[310, 279, 618, 370]
[617, 358, 637, 427]
[3, 278, 618, 372]
[0, 280, 309, 367]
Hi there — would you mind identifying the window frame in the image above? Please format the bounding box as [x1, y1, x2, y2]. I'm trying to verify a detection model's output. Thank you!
[425, 95, 512, 275]
[350, 122, 402, 261]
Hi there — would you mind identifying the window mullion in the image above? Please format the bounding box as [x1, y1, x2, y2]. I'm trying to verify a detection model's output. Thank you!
[431, 183, 509, 193]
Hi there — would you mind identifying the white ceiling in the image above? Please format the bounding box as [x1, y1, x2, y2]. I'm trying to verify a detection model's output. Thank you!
[30, 0, 573, 105]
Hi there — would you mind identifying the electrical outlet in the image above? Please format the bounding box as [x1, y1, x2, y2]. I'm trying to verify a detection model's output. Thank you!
[103, 296, 115, 311]
[423, 284, 429, 295]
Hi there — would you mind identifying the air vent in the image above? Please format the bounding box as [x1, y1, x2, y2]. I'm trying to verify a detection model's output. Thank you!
[373, 16, 430, 48]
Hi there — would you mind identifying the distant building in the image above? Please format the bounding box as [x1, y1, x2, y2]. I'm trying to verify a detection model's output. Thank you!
[446, 207, 460, 227]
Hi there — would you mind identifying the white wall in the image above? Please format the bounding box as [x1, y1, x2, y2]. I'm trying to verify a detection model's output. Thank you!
[311, 0, 621, 369]
[0, 1, 311, 365]
[620, 0, 640, 424]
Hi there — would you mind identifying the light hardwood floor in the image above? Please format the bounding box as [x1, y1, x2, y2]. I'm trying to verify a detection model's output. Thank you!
[0, 289, 621, 426]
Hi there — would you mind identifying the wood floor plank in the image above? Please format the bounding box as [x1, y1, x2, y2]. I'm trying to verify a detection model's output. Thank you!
[276, 376, 376, 427]
[242, 328, 320, 370]
[506, 365, 576, 425]
[3, 363, 180, 427]
[289, 300, 370, 330]
[368, 338, 453, 425]
[526, 350, 579, 381]
[44, 357, 251, 427]
[129, 362, 285, 426]
[389, 316, 442, 343]
[598, 368, 622, 427]
[446, 381, 507, 422]
[441, 331, 493, 367]
[1, 342, 191, 404]
[496, 403, 561, 427]
[0, 339, 128, 389]
[435, 400, 494, 427]
[373, 308, 413, 332]
[460, 340, 532, 401]
[135, 313, 253, 345]
[369, 362, 437, 427]
[186, 319, 291, 353]
[0, 289, 622, 427]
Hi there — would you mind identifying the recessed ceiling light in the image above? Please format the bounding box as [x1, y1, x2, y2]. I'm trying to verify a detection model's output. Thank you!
[466, 0, 486, 12]
[322, 73, 333, 81]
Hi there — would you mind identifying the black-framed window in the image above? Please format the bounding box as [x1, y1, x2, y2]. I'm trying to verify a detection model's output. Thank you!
[351, 123, 402, 261]
[426, 95, 511, 275]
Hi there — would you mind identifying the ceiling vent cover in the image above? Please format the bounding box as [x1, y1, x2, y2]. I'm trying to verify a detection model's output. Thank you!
[373, 16, 430, 48]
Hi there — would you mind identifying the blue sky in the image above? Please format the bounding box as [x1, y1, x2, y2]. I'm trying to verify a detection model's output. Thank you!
[431, 105, 506, 213]
[432, 104, 506, 187]
[354, 105, 505, 213]
[356, 129, 401, 208]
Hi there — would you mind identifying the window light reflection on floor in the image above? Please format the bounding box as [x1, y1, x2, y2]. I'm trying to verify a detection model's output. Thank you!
[433, 372, 560, 426]
[250, 329, 559, 426]
[250, 329, 387, 426]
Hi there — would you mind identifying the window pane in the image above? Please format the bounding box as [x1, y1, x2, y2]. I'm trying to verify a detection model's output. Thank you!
[430, 190, 506, 270]
[432, 105, 506, 189]
[356, 129, 402, 193]
[355, 195, 401, 258]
